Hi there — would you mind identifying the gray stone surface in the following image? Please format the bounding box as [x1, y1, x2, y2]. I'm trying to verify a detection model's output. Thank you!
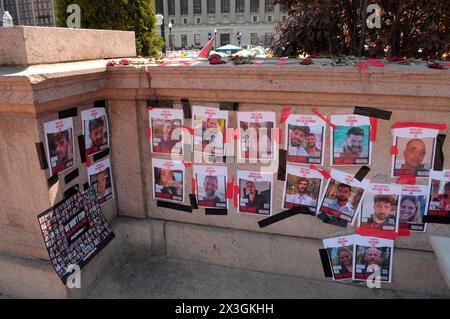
[429, 236, 450, 289]
[88, 251, 437, 299]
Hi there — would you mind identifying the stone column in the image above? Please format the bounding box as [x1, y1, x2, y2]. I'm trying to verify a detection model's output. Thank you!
[259, 0, 265, 23]
[215, 0, 221, 24]
[230, 0, 236, 23]
[175, 0, 181, 25]
[274, 3, 281, 21]
[244, 0, 250, 23]
[202, 0, 207, 23]
[188, 0, 194, 24]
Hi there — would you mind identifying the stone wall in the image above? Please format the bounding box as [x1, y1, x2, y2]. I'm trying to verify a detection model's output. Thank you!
[1, 58, 449, 296]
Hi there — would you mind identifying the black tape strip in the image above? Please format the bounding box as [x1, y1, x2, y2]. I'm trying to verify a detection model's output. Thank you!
[433, 134, 446, 171]
[422, 215, 450, 224]
[35, 142, 48, 170]
[317, 213, 348, 228]
[189, 194, 199, 210]
[92, 149, 110, 162]
[83, 182, 90, 191]
[258, 206, 313, 228]
[157, 200, 192, 212]
[181, 98, 192, 119]
[147, 99, 174, 108]
[47, 175, 59, 189]
[277, 149, 287, 181]
[78, 135, 86, 164]
[205, 208, 228, 215]
[63, 185, 79, 198]
[354, 166, 370, 181]
[219, 102, 239, 111]
[319, 249, 333, 278]
[354, 106, 392, 120]
[58, 107, 78, 119]
[94, 100, 106, 108]
[64, 168, 79, 185]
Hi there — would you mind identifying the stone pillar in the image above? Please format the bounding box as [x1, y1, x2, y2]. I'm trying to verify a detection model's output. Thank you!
[244, 0, 250, 23]
[215, 0, 221, 24]
[175, 0, 181, 25]
[188, 0, 194, 24]
[202, 0, 207, 23]
[230, 0, 236, 23]
[259, 0, 265, 22]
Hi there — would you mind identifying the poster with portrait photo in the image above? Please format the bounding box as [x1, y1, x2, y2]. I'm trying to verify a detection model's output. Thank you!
[282, 165, 324, 213]
[323, 234, 356, 281]
[149, 108, 183, 155]
[37, 185, 115, 284]
[286, 114, 326, 166]
[193, 165, 227, 209]
[426, 170, 450, 221]
[238, 170, 273, 216]
[88, 157, 115, 206]
[237, 112, 276, 161]
[192, 106, 228, 157]
[152, 158, 185, 203]
[44, 118, 75, 177]
[81, 107, 110, 156]
[330, 115, 372, 166]
[399, 184, 428, 232]
[317, 169, 369, 224]
[353, 235, 394, 283]
[391, 127, 438, 178]
[359, 183, 401, 232]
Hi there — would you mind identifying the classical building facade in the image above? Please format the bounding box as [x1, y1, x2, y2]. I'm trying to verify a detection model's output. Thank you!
[154, 0, 286, 50]
[0, 0, 55, 27]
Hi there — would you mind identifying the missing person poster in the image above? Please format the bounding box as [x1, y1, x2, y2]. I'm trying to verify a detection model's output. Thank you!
[399, 184, 428, 232]
[37, 185, 115, 284]
[282, 164, 324, 213]
[317, 169, 369, 224]
[330, 115, 372, 166]
[391, 126, 438, 178]
[192, 106, 228, 157]
[149, 108, 183, 155]
[323, 235, 356, 281]
[81, 107, 110, 156]
[152, 158, 185, 203]
[238, 170, 273, 216]
[44, 118, 75, 177]
[237, 112, 276, 161]
[353, 235, 394, 283]
[358, 183, 401, 233]
[286, 114, 326, 165]
[426, 170, 450, 220]
[193, 165, 228, 209]
[87, 157, 115, 206]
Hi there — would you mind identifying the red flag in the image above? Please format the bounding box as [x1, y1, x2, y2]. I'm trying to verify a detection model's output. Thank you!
[197, 36, 215, 60]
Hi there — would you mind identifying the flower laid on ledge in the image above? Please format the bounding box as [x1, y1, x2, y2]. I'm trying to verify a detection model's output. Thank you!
[427, 61, 448, 70]
[387, 56, 406, 63]
[209, 54, 227, 65]
[299, 58, 313, 65]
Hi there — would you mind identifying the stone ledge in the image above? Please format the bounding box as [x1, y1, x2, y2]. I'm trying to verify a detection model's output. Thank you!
[0, 27, 136, 66]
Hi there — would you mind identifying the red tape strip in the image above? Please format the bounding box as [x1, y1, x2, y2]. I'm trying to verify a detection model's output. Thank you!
[369, 117, 378, 142]
[233, 185, 239, 208]
[356, 227, 398, 240]
[226, 176, 234, 199]
[191, 178, 196, 195]
[390, 145, 398, 155]
[86, 155, 92, 168]
[279, 107, 291, 124]
[182, 160, 192, 168]
[396, 176, 417, 185]
[179, 125, 195, 135]
[233, 128, 240, 140]
[309, 165, 331, 180]
[147, 128, 151, 141]
[147, 106, 153, 111]
[311, 108, 336, 129]
[391, 122, 448, 131]
[398, 227, 410, 237]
